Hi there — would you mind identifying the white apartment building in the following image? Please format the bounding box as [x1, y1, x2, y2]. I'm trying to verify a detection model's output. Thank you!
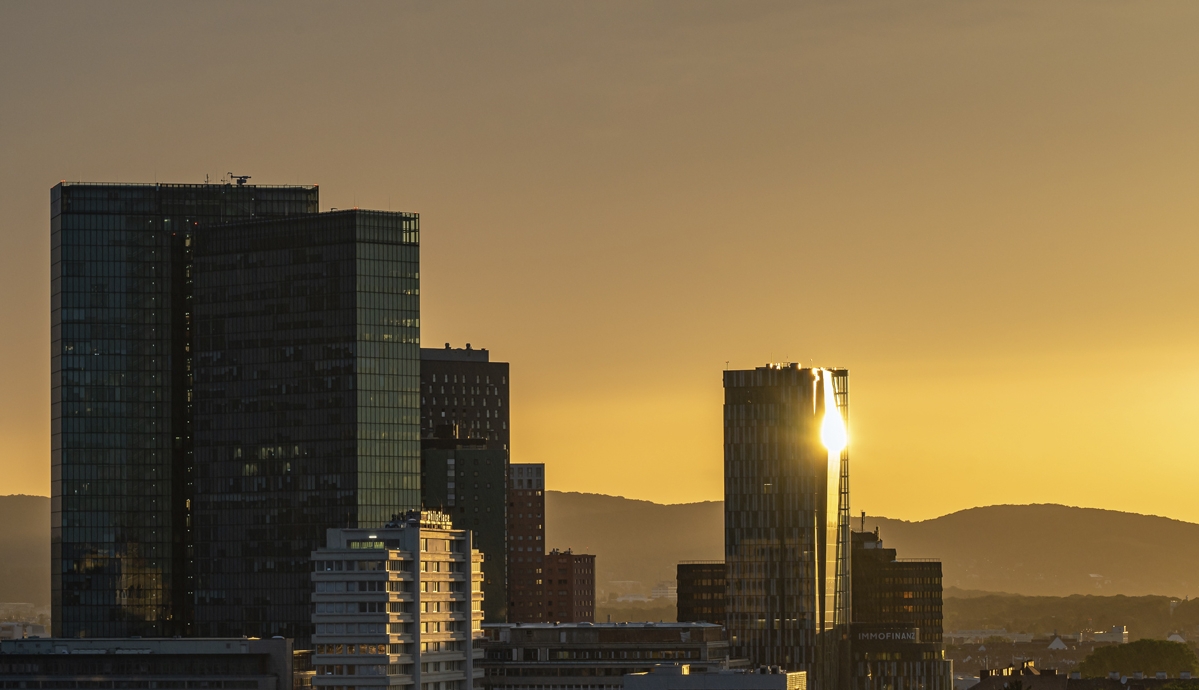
[312, 510, 485, 690]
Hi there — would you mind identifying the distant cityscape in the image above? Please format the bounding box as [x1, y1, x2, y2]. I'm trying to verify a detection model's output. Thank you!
[3, 180, 1196, 690]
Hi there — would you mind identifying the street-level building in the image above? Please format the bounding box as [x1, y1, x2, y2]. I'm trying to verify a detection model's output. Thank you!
[0, 637, 293, 689]
[625, 664, 805, 690]
[311, 510, 484, 690]
[481, 623, 732, 690]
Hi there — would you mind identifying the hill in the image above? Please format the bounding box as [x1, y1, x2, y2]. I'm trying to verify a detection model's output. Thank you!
[863, 504, 1199, 598]
[8, 494, 1199, 616]
[546, 493, 1199, 600]
[544, 491, 722, 600]
[0, 495, 49, 606]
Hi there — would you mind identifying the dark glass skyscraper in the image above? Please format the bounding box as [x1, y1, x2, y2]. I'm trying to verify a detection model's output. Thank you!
[192, 209, 421, 647]
[50, 182, 317, 638]
[723, 364, 850, 680]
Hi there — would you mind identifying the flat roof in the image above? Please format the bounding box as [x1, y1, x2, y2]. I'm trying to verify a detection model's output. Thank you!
[484, 622, 722, 629]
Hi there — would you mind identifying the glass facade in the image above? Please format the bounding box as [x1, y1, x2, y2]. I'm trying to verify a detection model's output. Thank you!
[192, 210, 421, 648]
[50, 182, 318, 638]
[722, 364, 850, 675]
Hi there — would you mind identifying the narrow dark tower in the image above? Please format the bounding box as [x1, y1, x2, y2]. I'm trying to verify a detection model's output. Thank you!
[722, 363, 850, 686]
[419, 345, 511, 622]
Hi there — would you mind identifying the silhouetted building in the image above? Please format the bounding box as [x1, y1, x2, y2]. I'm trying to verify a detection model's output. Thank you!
[968, 661, 1193, 690]
[420, 344, 509, 447]
[723, 364, 850, 676]
[0, 637, 293, 688]
[481, 622, 731, 690]
[850, 529, 951, 690]
[50, 181, 318, 638]
[543, 549, 595, 623]
[192, 209, 421, 647]
[851, 530, 942, 644]
[677, 562, 726, 625]
[508, 464, 546, 622]
[422, 438, 509, 623]
[420, 344, 510, 623]
[625, 664, 806, 690]
[310, 511, 484, 690]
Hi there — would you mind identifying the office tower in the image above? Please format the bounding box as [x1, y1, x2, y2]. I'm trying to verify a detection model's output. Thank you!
[421, 439, 508, 623]
[50, 181, 317, 638]
[507, 464, 545, 622]
[192, 209, 421, 647]
[850, 529, 951, 690]
[543, 549, 595, 623]
[420, 345, 509, 447]
[676, 561, 726, 625]
[420, 344, 511, 623]
[723, 364, 850, 678]
[310, 511, 484, 690]
[480, 622, 732, 690]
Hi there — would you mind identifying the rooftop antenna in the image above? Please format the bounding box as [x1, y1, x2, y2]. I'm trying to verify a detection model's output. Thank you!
[228, 172, 251, 186]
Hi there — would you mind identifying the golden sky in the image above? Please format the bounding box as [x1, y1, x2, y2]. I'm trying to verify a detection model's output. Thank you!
[3, 2, 1199, 522]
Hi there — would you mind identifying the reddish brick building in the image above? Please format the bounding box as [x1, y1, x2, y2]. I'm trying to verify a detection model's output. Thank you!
[544, 549, 595, 623]
[507, 463, 547, 622]
[506, 464, 596, 623]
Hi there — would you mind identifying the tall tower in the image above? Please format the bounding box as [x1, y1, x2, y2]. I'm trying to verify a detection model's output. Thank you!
[722, 363, 850, 681]
[419, 344, 511, 622]
[192, 209, 422, 648]
[50, 181, 317, 638]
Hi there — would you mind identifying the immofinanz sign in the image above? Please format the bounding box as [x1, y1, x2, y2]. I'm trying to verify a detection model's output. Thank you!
[854, 627, 920, 643]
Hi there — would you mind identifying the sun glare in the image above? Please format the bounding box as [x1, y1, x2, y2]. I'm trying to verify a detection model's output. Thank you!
[820, 371, 847, 456]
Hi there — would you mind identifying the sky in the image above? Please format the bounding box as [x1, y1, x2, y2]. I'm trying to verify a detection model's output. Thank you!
[2, 1, 1199, 522]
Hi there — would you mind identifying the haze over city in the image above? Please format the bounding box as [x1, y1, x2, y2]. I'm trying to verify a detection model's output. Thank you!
[4, 0, 1199, 524]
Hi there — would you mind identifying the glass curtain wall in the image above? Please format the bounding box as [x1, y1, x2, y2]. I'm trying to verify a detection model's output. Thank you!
[50, 182, 316, 638]
[193, 210, 419, 649]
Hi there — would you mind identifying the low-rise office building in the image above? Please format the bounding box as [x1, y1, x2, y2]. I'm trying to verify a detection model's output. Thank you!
[625, 665, 804, 690]
[851, 529, 952, 690]
[676, 563, 725, 626]
[480, 622, 731, 690]
[311, 510, 484, 690]
[0, 637, 292, 689]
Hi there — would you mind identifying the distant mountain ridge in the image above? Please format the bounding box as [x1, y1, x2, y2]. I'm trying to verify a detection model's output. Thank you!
[4, 494, 1199, 610]
[546, 493, 1199, 600]
[862, 503, 1199, 598]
